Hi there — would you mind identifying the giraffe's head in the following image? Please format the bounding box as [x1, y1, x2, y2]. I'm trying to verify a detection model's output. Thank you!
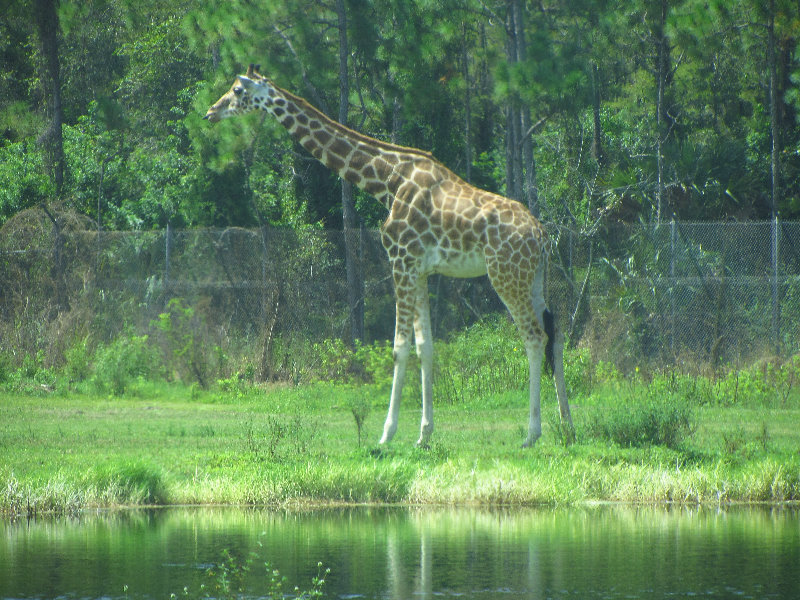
[203, 64, 273, 123]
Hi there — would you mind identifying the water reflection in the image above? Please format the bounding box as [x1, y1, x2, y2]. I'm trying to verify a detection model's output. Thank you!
[1, 505, 798, 599]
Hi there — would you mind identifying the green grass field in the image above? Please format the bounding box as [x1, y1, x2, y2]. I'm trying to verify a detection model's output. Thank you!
[2, 373, 799, 515]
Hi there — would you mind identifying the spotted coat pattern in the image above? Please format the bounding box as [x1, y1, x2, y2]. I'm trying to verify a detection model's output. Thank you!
[205, 64, 572, 447]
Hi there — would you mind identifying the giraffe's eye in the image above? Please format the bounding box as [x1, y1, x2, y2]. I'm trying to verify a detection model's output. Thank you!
[233, 86, 244, 96]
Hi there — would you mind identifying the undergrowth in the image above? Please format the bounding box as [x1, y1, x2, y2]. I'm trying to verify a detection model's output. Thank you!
[2, 317, 800, 514]
[2, 312, 799, 413]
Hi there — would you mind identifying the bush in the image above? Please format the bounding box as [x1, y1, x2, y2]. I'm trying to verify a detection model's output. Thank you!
[0, 351, 13, 384]
[434, 316, 526, 404]
[0, 350, 58, 394]
[151, 298, 212, 388]
[585, 396, 695, 449]
[563, 345, 594, 398]
[308, 338, 394, 385]
[92, 333, 161, 395]
[712, 357, 800, 407]
[64, 337, 92, 383]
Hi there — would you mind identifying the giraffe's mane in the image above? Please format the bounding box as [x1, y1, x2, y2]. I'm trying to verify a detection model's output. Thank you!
[262, 76, 441, 163]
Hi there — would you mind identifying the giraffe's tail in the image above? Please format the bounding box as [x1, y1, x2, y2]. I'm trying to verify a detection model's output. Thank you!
[543, 308, 555, 375]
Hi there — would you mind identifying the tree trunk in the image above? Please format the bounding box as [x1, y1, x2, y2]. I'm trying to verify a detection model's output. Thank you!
[504, 0, 538, 215]
[34, 0, 64, 199]
[654, 0, 668, 224]
[337, 0, 364, 343]
[461, 23, 472, 183]
[512, 0, 537, 216]
[768, 0, 780, 217]
[504, 4, 520, 203]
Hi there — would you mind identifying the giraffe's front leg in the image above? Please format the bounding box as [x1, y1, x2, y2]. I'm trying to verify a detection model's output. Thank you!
[379, 331, 410, 445]
[379, 286, 416, 445]
[413, 278, 434, 447]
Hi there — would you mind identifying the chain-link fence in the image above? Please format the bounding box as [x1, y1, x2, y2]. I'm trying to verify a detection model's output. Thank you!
[2, 208, 799, 378]
[548, 219, 800, 371]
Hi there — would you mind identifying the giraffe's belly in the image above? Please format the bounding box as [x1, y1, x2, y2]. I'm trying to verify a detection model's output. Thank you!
[423, 247, 487, 279]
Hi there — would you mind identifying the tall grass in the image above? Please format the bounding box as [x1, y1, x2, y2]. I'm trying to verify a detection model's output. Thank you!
[2, 319, 800, 515]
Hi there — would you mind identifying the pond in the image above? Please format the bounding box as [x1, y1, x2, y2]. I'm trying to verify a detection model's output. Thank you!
[1, 505, 798, 599]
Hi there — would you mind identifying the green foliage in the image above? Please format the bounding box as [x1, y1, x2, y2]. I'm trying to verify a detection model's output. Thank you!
[1, 0, 799, 232]
[584, 396, 695, 449]
[310, 338, 394, 385]
[346, 392, 373, 447]
[245, 413, 319, 462]
[713, 358, 800, 407]
[0, 141, 53, 222]
[88, 460, 167, 505]
[151, 298, 211, 388]
[0, 351, 11, 384]
[92, 333, 161, 395]
[0, 350, 58, 395]
[434, 317, 527, 404]
[64, 336, 91, 383]
[216, 373, 253, 399]
[563, 346, 594, 399]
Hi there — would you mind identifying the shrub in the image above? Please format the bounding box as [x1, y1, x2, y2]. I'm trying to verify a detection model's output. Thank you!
[92, 333, 160, 395]
[346, 392, 373, 447]
[563, 345, 594, 398]
[308, 338, 394, 385]
[585, 396, 695, 449]
[354, 339, 394, 386]
[713, 364, 781, 407]
[150, 298, 211, 388]
[1, 350, 57, 394]
[64, 337, 92, 383]
[314, 338, 353, 381]
[0, 351, 12, 384]
[434, 316, 526, 404]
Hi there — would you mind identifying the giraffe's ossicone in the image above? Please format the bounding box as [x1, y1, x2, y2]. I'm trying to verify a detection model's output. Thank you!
[205, 64, 573, 447]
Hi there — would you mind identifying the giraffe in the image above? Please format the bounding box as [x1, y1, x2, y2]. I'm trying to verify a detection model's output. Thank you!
[204, 64, 573, 447]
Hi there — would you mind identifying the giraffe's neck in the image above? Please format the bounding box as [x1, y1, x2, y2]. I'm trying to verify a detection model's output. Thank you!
[256, 79, 448, 211]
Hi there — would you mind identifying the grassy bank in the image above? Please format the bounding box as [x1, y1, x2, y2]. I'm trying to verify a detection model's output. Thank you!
[2, 372, 799, 516]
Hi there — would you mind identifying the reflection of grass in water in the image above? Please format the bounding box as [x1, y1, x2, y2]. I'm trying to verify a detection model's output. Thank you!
[160, 540, 328, 600]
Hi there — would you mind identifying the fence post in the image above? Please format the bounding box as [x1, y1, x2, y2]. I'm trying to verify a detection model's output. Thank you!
[772, 214, 780, 354]
[670, 218, 676, 355]
[164, 222, 172, 304]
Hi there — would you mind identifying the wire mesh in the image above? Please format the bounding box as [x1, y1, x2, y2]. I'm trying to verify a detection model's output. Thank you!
[2, 211, 798, 374]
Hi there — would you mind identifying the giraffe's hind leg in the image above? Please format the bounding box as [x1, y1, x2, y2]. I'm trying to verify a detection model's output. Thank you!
[551, 326, 575, 442]
[486, 259, 550, 446]
[413, 277, 434, 447]
[488, 248, 574, 446]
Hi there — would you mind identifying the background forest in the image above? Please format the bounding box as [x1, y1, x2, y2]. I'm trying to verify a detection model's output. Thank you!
[2, 0, 800, 233]
[2, 0, 800, 386]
